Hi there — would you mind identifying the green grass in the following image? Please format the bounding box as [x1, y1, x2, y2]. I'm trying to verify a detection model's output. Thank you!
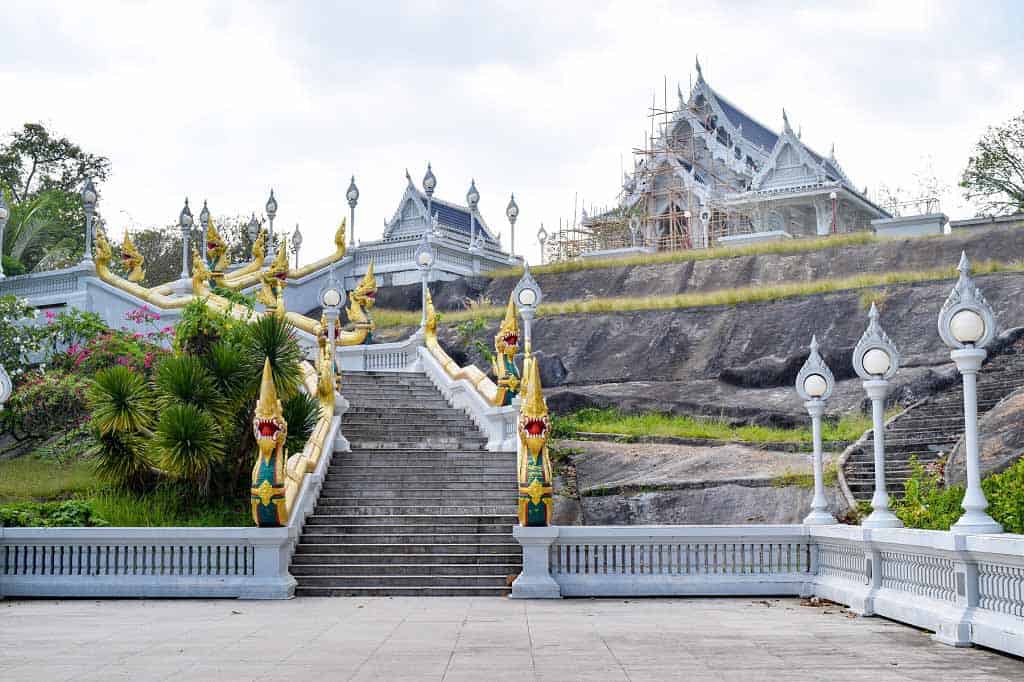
[551, 407, 873, 445]
[772, 465, 839, 489]
[0, 454, 251, 526]
[488, 233, 880, 278]
[0, 456, 97, 503]
[376, 259, 1024, 329]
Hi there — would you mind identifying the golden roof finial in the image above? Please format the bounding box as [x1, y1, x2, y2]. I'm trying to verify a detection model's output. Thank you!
[522, 356, 546, 416]
[255, 358, 280, 419]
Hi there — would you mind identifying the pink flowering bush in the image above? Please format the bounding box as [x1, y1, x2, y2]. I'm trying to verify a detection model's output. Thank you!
[1, 372, 91, 443]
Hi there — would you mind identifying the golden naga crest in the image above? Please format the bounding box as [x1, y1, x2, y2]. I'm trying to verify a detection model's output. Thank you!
[334, 217, 347, 257]
[94, 225, 113, 266]
[495, 294, 520, 357]
[518, 360, 550, 457]
[253, 358, 287, 459]
[250, 229, 266, 263]
[258, 237, 290, 306]
[121, 229, 145, 283]
[350, 261, 377, 311]
[191, 251, 212, 292]
[205, 217, 229, 271]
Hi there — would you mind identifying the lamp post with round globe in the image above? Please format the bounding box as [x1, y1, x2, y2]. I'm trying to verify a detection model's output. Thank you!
[199, 200, 210, 262]
[796, 336, 837, 525]
[81, 179, 98, 266]
[852, 303, 903, 529]
[291, 224, 303, 269]
[423, 164, 436, 230]
[346, 176, 359, 247]
[513, 261, 543, 380]
[506, 194, 519, 261]
[178, 198, 193, 283]
[829, 191, 838, 234]
[466, 179, 480, 252]
[537, 225, 548, 265]
[246, 214, 260, 250]
[938, 252, 1002, 534]
[265, 189, 278, 259]
[414, 231, 435, 332]
[320, 275, 343, 351]
[0, 193, 9, 279]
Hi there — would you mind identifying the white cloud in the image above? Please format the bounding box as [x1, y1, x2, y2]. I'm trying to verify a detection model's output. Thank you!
[1, 0, 1021, 267]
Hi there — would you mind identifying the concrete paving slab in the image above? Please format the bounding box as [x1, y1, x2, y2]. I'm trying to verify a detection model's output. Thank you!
[1, 596, 1021, 681]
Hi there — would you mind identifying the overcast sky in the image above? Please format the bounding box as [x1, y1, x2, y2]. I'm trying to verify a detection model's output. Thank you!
[2, 1, 1022, 265]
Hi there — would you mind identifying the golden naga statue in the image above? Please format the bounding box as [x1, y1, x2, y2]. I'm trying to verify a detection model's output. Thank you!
[493, 294, 522, 406]
[121, 229, 145, 283]
[205, 217, 230, 273]
[251, 358, 289, 527]
[337, 261, 377, 346]
[94, 226, 114, 276]
[517, 359, 553, 526]
[315, 322, 338, 409]
[257, 236, 290, 309]
[191, 251, 213, 294]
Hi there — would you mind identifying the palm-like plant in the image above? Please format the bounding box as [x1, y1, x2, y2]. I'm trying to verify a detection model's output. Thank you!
[243, 315, 303, 400]
[151, 404, 223, 490]
[283, 393, 320, 455]
[87, 366, 152, 435]
[90, 430, 153, 490]
[203, 341, 249, 407]
[153, 355, 222, 415]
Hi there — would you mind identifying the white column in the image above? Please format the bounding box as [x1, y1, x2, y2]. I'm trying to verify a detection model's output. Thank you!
[862, 379, 902, 528]
[803, 400, 836, 525]
[180, 228, 190, 281]
[950, 347, 1003, 534]
[419, 269, 429, 332]
[510, 526, 561, 598]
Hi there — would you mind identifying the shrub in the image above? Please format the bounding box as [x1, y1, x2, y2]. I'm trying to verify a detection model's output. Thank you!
[0, 500, 108, 527]
[51, 330, 164, 376]
[0, 294, 45, 381]
[1, 371, 90, 442]
[40, 308, 107, 357]
[283, 392, 320, 455]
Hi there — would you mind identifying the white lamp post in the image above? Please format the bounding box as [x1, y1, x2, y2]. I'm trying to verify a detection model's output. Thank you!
[0, 193, 8, 279]
[291, 224, 303, 269]
[938, 252, 1002, 534]
[320, 276, 343, 349]
[796, 335, 837, 525]
[423, 164, 436, 228]
[246, 213, 260, 250]
[829, 191, 838, 234]
[199, 200, 210, 261]
[506, 193, 519, 261]
[81, 179, 98, 266]
[178, 198, 193, 281]
[852, 303, 903, 529]
[346, 176, 359, 248]
[0, 363, 11, 408]
[466, 179, 480, 253]
[265, 189, 278, 259]
[513, 261, 543, 375]
[537, 225, 548, 265]
[414, 231, 435, 332]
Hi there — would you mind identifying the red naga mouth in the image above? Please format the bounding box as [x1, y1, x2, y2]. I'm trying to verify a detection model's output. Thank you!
[255, 418, 281, 439]
[365, 291, 376, 299]
[523, 417, 547, 437]
[275, 272, 287, 280]
[207, 241, 217, 250]
[503, 333, 519, 347]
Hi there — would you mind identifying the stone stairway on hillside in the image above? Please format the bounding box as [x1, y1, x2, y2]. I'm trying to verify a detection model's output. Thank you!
[844, 339, 1024, 501]
[291, 371, 521, 596]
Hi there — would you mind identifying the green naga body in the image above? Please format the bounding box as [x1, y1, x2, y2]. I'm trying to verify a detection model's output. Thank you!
[517, 359, 552, 526]
[493, 294, 522, 406]
[250, 358, 289, 527]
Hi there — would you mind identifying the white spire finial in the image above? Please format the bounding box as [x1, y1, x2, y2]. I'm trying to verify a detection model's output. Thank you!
[829, 143, 836, 161]
[695, 55, 703, 81]
[782, 109, 792, 134]
[868, 302, 879, 322]
[958, 250, 970, 275]
[810, 334, 819, 352]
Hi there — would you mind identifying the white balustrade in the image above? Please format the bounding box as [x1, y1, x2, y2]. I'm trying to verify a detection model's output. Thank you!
[513, 524, 1024, 657]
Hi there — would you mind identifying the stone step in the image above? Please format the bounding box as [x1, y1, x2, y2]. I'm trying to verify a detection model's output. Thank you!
[303, 514, 518, 526]
[294, 586, 510, 597]
[291, 552, 522, 566]
[293, 574, 511, 588]
[290, 563, 520, 577]
[294, 543, 518, 555]
[317, 491, 518, 502]
[303, 522, 515, 534]
[299, 531, 519, 545]
[312, 505, 518, 516]
[346, 441, 488, 450]
[320, 478, 513, 489]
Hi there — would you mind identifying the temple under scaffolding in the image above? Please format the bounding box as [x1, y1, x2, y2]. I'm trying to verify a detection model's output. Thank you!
[547, 59, 891, 262]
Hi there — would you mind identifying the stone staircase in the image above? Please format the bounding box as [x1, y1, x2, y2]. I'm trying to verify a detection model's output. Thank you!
[291, 371, 521, 596]
[844, 339, 1024, 501]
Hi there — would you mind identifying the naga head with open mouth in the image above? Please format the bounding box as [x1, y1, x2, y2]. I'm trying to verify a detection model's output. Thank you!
[351, 261, 378, 310]
[518, 360, 549, 457]
[121, 229, 145, 283]
[252, 358, 287, 459]
[495, 293, 520, 356]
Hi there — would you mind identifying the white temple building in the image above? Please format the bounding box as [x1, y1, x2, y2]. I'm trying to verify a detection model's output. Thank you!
[569, 59, 892, 258]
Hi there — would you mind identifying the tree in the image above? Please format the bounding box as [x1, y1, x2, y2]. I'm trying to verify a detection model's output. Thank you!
[0, 123, 111, 271]
[960, 112, 1024, 216]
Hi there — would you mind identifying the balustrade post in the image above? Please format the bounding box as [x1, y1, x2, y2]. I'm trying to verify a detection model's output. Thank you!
[511, 526, 561, 599]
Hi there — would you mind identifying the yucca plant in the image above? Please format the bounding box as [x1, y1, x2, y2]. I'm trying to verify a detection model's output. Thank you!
[282, 393, 320, 455]
[87, 366, 152, 436]
[151, 404, 223, 492]
[90, 430, 153, 490]
[243, 315, 303, 400]
[202, 341, 249, 408]
[153, 355, 224, 417]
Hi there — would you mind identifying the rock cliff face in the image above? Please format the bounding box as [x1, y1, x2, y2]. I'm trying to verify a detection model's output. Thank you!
[946, 387, 1024, 485]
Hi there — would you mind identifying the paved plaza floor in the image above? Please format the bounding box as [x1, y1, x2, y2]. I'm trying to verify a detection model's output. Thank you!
[2, 596, 1021, 680]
